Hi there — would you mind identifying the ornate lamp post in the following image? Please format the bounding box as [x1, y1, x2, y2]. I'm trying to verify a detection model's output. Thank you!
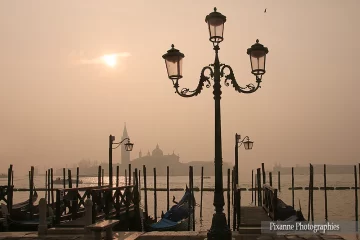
[162, 7, 268, 240]
[109, 135, 134, 186]
[234, 134, 253, 229]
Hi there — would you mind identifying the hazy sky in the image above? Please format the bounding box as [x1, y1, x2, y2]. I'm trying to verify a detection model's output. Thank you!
[1, 0, 359, 175]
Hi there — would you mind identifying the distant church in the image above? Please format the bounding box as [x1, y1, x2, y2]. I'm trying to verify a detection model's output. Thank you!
[119, 123, 231, 176]
[120, 124, 183, 174]
[130, 144, 181, 167]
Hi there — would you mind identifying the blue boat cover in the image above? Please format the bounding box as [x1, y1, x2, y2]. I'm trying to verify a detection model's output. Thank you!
[149, 186, 194, 230]
[150, 218, 178, 230]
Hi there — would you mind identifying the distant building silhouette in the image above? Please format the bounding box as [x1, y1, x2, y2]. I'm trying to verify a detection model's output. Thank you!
[121, 123, 130, 166]
[130, 144, 180, 168]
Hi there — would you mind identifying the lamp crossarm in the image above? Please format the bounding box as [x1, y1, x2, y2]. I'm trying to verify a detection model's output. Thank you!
[112, 137, 130, 149]
[220, 64, 261, 94]
[237, 136, 250, 147]
[173, 66, 214, 98]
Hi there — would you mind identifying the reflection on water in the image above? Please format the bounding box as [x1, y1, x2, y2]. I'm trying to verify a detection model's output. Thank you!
[0, 173, 358, 231]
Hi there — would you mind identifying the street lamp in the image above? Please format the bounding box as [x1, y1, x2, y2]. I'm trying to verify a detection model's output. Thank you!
[234, 134, 253, 229]
[109, 135, 134, 186]
[162, 7, 268, 240]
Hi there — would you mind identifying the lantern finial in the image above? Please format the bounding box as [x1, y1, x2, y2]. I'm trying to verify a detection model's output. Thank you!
[256, 39, 259, 43]
[171, 44, 174, 48]
[214, 7, 217, 12]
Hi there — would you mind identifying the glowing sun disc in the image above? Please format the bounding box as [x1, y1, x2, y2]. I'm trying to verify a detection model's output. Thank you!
[102, 54, 117, 67]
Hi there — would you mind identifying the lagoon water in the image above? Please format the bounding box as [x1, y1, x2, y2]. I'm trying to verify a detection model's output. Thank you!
[0, 173, 357, 231]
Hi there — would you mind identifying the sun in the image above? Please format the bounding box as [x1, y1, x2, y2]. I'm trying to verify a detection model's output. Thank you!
[101, 54, 117, 68]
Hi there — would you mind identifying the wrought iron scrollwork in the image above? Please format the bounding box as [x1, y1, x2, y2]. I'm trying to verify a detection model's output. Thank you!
[220, 64, 261, 94]
[173, 66, 214, 98]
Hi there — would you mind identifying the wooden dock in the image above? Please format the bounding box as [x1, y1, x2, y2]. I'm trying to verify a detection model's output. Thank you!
[237, 206, 271, 234]
[239, 206, 270, 227]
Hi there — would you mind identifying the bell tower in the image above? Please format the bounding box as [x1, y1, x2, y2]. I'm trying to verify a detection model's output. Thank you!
[121, 122, 130, 165]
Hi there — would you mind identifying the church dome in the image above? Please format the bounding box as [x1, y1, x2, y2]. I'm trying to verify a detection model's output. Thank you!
[152, 144, 163, 157]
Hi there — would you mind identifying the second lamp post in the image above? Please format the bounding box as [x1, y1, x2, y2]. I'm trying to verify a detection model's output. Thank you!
[234, 133, 253, 229]
[162, 7, 268, 240]
[108, 134, 134, 186]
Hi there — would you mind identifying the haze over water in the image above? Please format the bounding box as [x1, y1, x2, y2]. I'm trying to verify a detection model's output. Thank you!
[2, 173, 358, 230]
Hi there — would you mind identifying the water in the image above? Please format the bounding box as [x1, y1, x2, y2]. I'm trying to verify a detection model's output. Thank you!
[0, 173, 358, 231]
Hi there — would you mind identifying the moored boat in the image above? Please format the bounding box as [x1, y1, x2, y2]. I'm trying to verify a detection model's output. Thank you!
[277, 200, 306, 221]
[147, 186, 195, 231]
[1, 203, 54, 231]
[11, 190, 39, 221]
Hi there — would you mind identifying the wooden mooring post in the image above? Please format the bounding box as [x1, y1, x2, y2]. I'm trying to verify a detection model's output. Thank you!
[125, 169, 127, 186]
[138, 170, 141, 192]
[269, 172, 272, 187]
[231, 168, 234, 206]
[278, 171, 281, 192]
[188, 166, 191, 231]
[153, 168, 157, 220]
[232, 167, 235, 231]
[227, 168, 230, 229]
[76, 167, 79, 187]
[68, 169, 72, 188]
[97, 166, 101, 186]
[116, 166, 119, 187]
[251, 170, 254, 203]
[324, 164, 328, 221]
[261, 163, 266, 184]
[355, 165, 358, 232]
[133, 171, 136, 185]
[8, 165, 13, 187]
[257, 168, 261, 206]
[191, 166, 195, 231]
[47, 169, 51, 203]
[167, 166, 170, 211]
[292, 167, 295, 208]
[51, 168, 54, 206]
[45, 170, 48, 202]
[63, 168, 66, 188]
[128, 164, 132, 186]
[307, 164, 314, 222]
[200, 166, 204, 219]
[188, 166, 195, 231]
[29, 166, 34, 220]
[254, 173, 257, 205]
[143, 165, 148, 218]
[311, 164, 314, 222]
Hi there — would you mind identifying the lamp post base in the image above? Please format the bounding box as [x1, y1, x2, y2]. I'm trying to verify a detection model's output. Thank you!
[206, 212, 232, 240]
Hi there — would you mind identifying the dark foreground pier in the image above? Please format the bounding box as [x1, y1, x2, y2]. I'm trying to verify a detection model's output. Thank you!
[0, 231, 350, 240]
[0, 163, 358, 240]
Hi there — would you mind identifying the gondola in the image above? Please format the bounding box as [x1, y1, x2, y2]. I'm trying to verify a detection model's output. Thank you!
[6, 216, 54, 232]
[12, 190, 38, 210]
[10, 189, 39, 221]
[147, 186, 195, 231]
[1, 202, 54, 231]
[278, 200, 306, 221]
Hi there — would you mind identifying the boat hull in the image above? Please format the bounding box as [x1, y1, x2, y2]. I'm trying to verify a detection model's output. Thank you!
[147, 213, 193, 231]
[6, 217, 53, 231]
